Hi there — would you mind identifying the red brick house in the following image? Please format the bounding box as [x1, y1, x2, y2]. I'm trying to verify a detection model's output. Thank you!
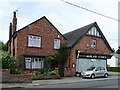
[8, 12, 113, 76]
[8, 12, 66, 71]
[64, 22, 113, 76]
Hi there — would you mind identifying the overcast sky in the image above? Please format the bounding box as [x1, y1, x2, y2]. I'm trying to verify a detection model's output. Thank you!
[0, 0, 119, 51]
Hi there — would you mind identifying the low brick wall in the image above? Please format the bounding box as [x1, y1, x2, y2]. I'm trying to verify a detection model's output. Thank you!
[33, 74, 60, 80]
[2, 69, 32, 83]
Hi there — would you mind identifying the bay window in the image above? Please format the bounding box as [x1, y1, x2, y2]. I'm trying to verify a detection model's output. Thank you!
[25, 57, 44, 69]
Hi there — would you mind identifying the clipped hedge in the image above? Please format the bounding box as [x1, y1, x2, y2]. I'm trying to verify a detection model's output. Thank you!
[107, 67, 120, 72]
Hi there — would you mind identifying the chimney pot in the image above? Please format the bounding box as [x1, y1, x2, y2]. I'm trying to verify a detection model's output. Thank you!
[13, 11, 16, 18]
[12, 11, 17, 34]
[9, 22, 12, 39]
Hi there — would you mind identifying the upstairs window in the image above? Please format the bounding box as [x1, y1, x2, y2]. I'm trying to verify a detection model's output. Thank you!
[28, 35, 41, 47]
[54, 39, 60, 49]
[91, 39, 96, 49]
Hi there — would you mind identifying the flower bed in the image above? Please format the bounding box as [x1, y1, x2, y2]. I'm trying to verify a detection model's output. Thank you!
[32, 74, 61, 80]
[32, 68, 61, 80]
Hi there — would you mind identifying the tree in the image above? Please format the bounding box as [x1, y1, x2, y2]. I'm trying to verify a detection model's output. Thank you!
[116, 46, 120, 54]
[55, 44, 70, 77]
[0, 41, 8, 51]
[45, 44, 70, 77]
[1, 52, 16, 73]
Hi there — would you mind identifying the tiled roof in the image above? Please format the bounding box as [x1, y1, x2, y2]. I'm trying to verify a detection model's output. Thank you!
[64, 22, 94, 47]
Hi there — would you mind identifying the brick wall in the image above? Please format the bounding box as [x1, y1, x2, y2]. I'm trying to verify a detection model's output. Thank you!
[2, 69, 32, 83]
[15, 17, 65, 69]
[64, 35, 111, 76]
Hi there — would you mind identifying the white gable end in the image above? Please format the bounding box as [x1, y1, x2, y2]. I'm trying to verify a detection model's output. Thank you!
[87, 26, 101, 37]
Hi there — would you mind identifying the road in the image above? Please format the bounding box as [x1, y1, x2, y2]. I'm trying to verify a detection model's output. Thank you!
[1, 71, 119, 89]
[2, 78, 119, 89]
[28, 78, 119, 88]
[40, 79, 119, 88]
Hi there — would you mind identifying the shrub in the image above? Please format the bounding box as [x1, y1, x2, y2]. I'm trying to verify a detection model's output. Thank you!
[50, 71, 56, 75]
[12, 69, 27, 74]
[55, 67, 59, 73]
[107, 67, 120, 72]
[39, 68, 47, 74]
[38, 71, 41, 74]
[43, 72, 48, 76]
[1, 52, 16, 73]
[32, 71, 38, 77]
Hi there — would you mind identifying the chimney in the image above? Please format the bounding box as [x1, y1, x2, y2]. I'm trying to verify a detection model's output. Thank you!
[12, 11, 17, 34]
[9, 22, 12, 39]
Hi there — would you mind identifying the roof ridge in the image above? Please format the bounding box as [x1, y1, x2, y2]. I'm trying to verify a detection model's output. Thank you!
[17, 16, 46, 32]
[64, 22, 95, 35]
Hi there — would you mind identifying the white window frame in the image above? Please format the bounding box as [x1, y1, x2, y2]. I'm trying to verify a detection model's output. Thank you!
[28, 35, 41, 47]
[91, 39, 96, 49]
[25, 57, 44, 69]
[54, 39, 60, 49]
[25, 58, 31, 69]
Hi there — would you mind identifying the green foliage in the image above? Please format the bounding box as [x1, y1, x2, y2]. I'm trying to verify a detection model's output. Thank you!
[1, 51, 28, 74]
[12, 69, 27, 74]
[107, 67, 120, 72]
[50, 71, 56, 75]
[46, 55, 56, 68]
[43, 72, 48, 76]
[32, 71, 38, 76]
[55, 68, 59, 73]
[56, 44, 70, 77]
[0, 41, 8, 51]
[45, 44, 70, 77]
[116, 46, 120, 54]
[1, 52, 15, 73]
[39, 68, 47, 74]
[56, 44, 70, 64]
[38, 71, 41, 74]
[46, 44, 70, 66]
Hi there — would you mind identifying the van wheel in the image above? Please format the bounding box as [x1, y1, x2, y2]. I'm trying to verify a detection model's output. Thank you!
[104, 73, 108, 78]
[91, 74, 95, 79]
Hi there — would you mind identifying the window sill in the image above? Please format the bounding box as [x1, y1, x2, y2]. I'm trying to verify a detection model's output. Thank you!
[54, 48, 60, 50]
[27, 46, 42, 49]
[91, 48, 97, 50]
[24, 69, 41, 70]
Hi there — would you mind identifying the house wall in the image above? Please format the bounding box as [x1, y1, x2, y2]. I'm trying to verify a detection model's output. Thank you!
[15, 17, 65, 69]
[64, 35, 111, 76]
[107, 56, 118, 67]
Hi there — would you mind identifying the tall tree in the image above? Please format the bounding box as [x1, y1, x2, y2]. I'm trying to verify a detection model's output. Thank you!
[0, 41, 8, 51]
[55, 44, 70, 77]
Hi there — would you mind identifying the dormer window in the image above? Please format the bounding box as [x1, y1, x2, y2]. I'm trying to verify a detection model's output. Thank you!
[28, 35, 41, 47]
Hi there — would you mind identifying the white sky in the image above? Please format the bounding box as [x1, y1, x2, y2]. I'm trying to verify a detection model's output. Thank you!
[0, 0, 119, 51]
